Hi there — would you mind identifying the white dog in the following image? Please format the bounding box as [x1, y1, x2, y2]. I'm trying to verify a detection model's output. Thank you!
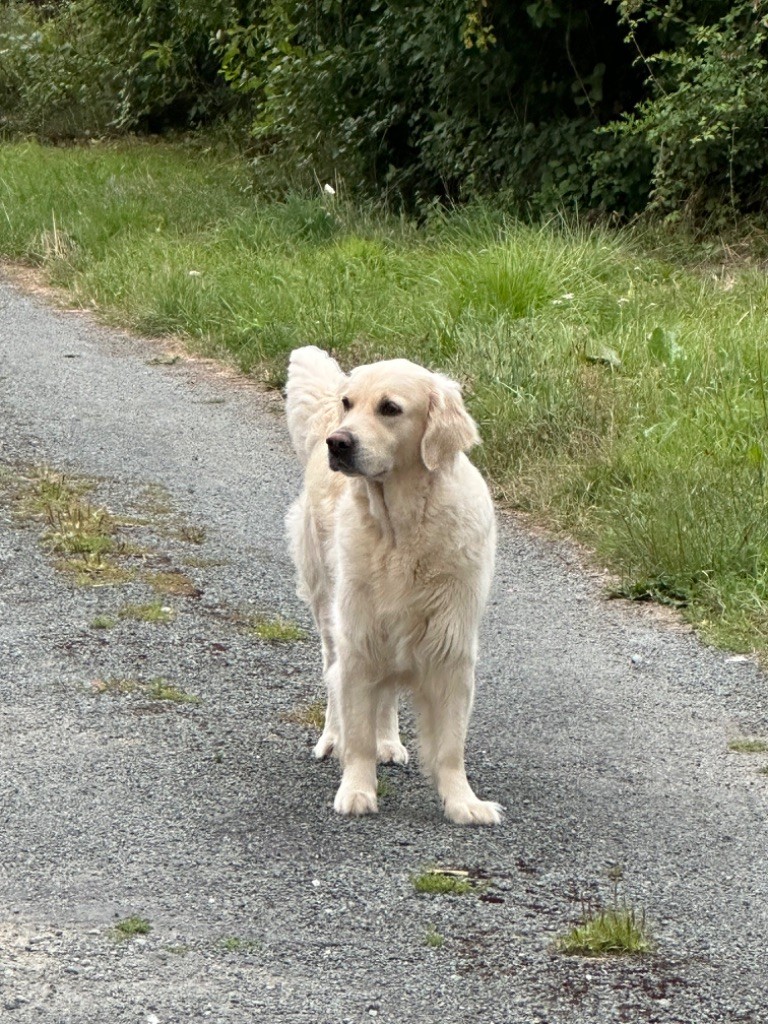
[285, 346, 501, 825]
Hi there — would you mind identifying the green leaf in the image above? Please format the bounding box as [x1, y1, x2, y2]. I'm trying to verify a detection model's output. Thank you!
[648, 327, 682, 364]
[747, 443, 764, 468]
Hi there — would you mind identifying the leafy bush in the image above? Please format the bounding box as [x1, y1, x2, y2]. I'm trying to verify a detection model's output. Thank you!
[103, 0, 235, 131]
[217, 1, 641, 207]
[0, 0, 235, 138]
[3, 1, 768, 218]
[0, 2, 119, 137]
[607, 0, 768, 221]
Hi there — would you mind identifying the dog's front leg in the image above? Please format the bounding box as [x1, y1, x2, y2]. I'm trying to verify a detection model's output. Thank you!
[418, 662, 502, 826]
[334, 654, 379, 817]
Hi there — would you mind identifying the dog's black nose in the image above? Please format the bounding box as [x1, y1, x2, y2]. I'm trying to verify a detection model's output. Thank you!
[326, 430, 356, 457]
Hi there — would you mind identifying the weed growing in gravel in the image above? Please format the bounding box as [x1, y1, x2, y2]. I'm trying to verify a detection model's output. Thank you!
[728, 737, 768, 754]
[88, 676, 200, 704]
[135, 483, 175, 518]
[12, 466, 93, 518]
[144, 569, 201, 597]
[220, 937, 261, 954]
[217, 605, 306, 642]
[62, 559, 138, 588]
[248, 614, 305, 642]
[2, 463, 213, 615]
[147, 355, 182, 366]
[113, 916, 152, 939]
[11, 467, 120, 569]
[146, 678, 200, 704]
[179, 554, 227, 569]
[177, 524, 206, 545]
[284, 698, 326, 730]
[424, 926, 445, 948]
[413, 870, 475, 896]
[758, 765, 768, 775]
[90, 614, 117, 629]
[90, 677, 142, 696]
[377, 777, 394, 799]
[557, 905, 651, 957]
[15, 469, 119, 568]
[118, 600, 174, 623]
[558, 867, 651, 957]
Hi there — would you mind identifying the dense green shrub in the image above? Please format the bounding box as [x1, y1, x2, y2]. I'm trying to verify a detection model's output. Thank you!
[103, 0, 235, 131]
[217, 1, 642, 208]
[2, 0, 768, 219]
[0, 0, 235, 137]
[0, 2, 119, 136]
[607, 0, 768, 221]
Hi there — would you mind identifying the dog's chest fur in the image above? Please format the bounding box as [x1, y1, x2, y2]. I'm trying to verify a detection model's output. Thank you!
[332, 477, 491, 670]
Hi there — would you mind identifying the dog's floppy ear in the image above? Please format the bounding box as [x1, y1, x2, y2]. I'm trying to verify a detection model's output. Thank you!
[420, 373, 480, 471]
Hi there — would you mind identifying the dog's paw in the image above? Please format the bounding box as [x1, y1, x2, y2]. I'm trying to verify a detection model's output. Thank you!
[334, 785, 378, 817]
[443, 798, 503, 826]
[376, 739, 409, 765]
[313, 730, 337, 760]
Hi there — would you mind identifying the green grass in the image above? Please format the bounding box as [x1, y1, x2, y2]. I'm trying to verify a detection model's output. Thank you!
[728, 737, 768, 754]
[2, 139, 768, 656]
[89, 676, 199, 703]
[412, 870, 474, 896]
[424, 926, 445, 948]
[377, 776, 394, 799]
[248, 615, 305, 642]
[113, 916, 152, 939]
[220, 936, 261, 954]
[90, 614, 117, 629]
[90, 677, 142, 696]
[118, 600, 174, 623]
[146, 678, 200, 704]
[284, 698, 326, 730]
[557, 906, 651, 957]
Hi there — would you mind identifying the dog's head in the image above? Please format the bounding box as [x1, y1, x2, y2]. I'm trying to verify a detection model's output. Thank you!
[326, 358, 479, 479]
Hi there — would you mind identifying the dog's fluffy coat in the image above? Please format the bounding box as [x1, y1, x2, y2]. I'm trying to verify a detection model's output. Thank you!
[285, 346, 501, 824]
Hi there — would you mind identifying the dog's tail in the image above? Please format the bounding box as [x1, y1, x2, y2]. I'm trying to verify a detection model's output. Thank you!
[286, 346, 347, 466]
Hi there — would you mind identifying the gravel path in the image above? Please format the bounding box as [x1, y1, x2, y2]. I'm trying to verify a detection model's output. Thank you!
[1, 275, 767, 1023]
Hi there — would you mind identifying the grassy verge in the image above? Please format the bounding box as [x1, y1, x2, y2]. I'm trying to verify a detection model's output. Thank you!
[1, 139, 767, 656]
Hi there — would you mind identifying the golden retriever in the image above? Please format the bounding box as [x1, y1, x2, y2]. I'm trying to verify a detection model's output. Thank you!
[285, 346, 501, 825]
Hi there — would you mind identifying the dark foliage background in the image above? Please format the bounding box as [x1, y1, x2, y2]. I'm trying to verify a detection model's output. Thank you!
[1, 0, 765, 220]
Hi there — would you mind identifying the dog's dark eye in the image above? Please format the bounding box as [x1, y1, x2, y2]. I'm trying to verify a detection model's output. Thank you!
[379, 399, 402, 417]
[341, 396, 352, 412]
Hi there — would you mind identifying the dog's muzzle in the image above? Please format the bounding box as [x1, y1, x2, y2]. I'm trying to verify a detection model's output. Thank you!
[326, 429, 359, 474]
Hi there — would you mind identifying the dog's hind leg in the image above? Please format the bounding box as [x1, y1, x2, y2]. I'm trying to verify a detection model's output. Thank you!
[376, 685, 409, 765]
[288, 495, 340, 759]
[314, 660, 341, 760]
[311, 587, 341, 759]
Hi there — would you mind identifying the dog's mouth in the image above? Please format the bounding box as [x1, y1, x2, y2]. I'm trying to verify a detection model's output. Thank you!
[328, 452, 362, 476]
